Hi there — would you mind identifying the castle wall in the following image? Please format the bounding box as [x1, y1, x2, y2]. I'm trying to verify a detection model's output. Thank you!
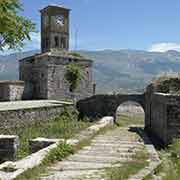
[148, 93, 167, 144]
[19, 54, 93, 101]
[47, 58, 93, 100]
[0, 104, 72, 134]
[19, 56, 49, 99]
[145, 89, 180, 145]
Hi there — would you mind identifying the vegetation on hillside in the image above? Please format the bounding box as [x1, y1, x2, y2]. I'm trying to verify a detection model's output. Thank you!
[0, 0, 35, 51]
[3, 50, 180, 93]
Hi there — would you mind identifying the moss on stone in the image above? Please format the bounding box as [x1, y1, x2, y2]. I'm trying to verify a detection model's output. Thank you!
[153, 76, 180, 94]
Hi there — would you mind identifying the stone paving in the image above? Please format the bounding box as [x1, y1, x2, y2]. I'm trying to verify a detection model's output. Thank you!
[0, 100, 72, 111]
[41, 127, 145, 180]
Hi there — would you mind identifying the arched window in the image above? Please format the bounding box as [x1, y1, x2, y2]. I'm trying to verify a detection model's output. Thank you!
[44, 38, 49, 49]
[54, 36, 59, 47]
[61, 37, 66, 48]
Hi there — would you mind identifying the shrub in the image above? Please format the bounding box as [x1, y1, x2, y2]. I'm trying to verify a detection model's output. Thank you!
[43, 142, 74, 165]
[68, 52, 84, 58]
[65, 64, 81, 92]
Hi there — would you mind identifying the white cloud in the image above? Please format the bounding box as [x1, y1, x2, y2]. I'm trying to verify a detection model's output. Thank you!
[148, 42, 180, 52]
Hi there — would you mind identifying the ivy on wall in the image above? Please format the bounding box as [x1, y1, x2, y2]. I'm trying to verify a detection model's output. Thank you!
[65, 64, 81, 92]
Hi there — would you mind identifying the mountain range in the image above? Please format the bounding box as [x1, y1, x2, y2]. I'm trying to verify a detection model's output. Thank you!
[1, 49, 180, 93]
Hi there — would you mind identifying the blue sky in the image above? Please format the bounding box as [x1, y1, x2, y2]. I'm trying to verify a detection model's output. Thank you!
[3, 0, 180, 54]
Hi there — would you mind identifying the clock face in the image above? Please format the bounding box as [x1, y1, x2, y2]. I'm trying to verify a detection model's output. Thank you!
[55, 15, 65, 27]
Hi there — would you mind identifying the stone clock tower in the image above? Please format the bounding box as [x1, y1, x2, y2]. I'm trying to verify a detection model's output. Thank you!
[40, 5, 70, 53]
[19, 5, 94, 101]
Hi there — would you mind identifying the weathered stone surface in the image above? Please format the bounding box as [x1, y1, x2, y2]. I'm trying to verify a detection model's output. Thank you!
[29, 138, 60, 153]
[0, 100, 73, 133]
[19, 52, 94, 101]
[0, 135, 19, 161]
[76, 94, 145, 120]
[77, 85, 180, 145]
[41, 126, 145, 180]
[0, 81, 25, 101]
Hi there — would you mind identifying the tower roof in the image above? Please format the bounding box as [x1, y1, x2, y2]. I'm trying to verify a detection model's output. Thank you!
[40, 4, 71, 13]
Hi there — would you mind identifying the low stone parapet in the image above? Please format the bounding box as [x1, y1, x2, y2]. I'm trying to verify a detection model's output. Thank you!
[29, 138, 61, 153]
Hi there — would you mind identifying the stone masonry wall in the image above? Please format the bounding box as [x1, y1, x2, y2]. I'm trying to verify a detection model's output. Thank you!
[77, 94, 145, 120]
[0, 82, 25, 101]
[47, 64, 93, 101]
[0, 104, 72, 134]
[166, 95, 180, 143]
[149, 93, 167, 144]
[19, 54, 93, 101]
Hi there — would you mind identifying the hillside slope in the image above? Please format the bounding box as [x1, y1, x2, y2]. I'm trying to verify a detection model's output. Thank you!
[1, 49, 180, 93]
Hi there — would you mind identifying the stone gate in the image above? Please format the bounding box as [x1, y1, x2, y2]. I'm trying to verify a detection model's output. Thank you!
[77, 94, 145, 119]
[77, 79, 180, 145]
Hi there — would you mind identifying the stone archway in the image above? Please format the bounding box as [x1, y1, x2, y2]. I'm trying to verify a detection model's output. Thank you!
[115, 101, 145, 126]
[76, 93, 145, 121]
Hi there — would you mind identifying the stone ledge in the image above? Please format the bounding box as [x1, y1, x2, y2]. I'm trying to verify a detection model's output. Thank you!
[29, 138, 61, 153]
[0, 116, 114, 180]
[0, 81, 25, 85]
[128, 129, 161, 180]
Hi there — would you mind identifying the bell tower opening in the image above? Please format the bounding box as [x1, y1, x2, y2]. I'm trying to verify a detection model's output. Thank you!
[40, 5, 70, 53]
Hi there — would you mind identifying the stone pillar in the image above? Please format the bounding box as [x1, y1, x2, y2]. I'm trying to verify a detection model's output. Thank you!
[0, 135, 19, 161]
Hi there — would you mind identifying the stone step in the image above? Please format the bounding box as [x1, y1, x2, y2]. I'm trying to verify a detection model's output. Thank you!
[76, 150, 136, 157]
[91, 139, 142, 144]
[41, 125, 147, 180]
[42, 169, 105, 180]
[82, 145, 143, 152]
[91, 142, 143, 147]
[66, 154, 132, 163]
[89, 143, 143, 148]
[49, 161, 120, 171]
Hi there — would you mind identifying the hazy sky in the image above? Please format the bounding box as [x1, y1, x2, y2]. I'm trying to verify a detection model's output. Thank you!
[3, 0, 180, 54]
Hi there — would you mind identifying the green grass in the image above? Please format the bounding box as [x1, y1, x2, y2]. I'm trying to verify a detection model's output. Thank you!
[15, 142, 75, 180]
[116, 114, 144, 127]
[14, 116, 117, 180]
[104, 149, 149, 180]
[13, 109, 92, 159]
[14, 111, 144, 179]
[143, 139, 180, 180]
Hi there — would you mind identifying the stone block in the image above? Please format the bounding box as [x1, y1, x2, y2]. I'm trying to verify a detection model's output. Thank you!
[29, 137, 60, 153]
[0, 135, 19, 161]
[0, 81, 25, 101]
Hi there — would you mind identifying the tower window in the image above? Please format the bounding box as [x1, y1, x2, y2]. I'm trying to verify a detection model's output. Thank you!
[61, 37, 66, 49]
[54, 36, 59, 47]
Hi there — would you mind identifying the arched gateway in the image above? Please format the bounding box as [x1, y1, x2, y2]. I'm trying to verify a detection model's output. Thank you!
[77, 93, 145, 120]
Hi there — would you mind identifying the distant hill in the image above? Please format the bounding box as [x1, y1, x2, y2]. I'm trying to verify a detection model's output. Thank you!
[1, 49, 180, 93]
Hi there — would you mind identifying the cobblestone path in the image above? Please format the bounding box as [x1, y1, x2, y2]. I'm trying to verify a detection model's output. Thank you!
[41, 126, 145, 180]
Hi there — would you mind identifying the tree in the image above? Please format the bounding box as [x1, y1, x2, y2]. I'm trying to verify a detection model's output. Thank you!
[65, 64, 81, 93]
[0, 0, 35, 51]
